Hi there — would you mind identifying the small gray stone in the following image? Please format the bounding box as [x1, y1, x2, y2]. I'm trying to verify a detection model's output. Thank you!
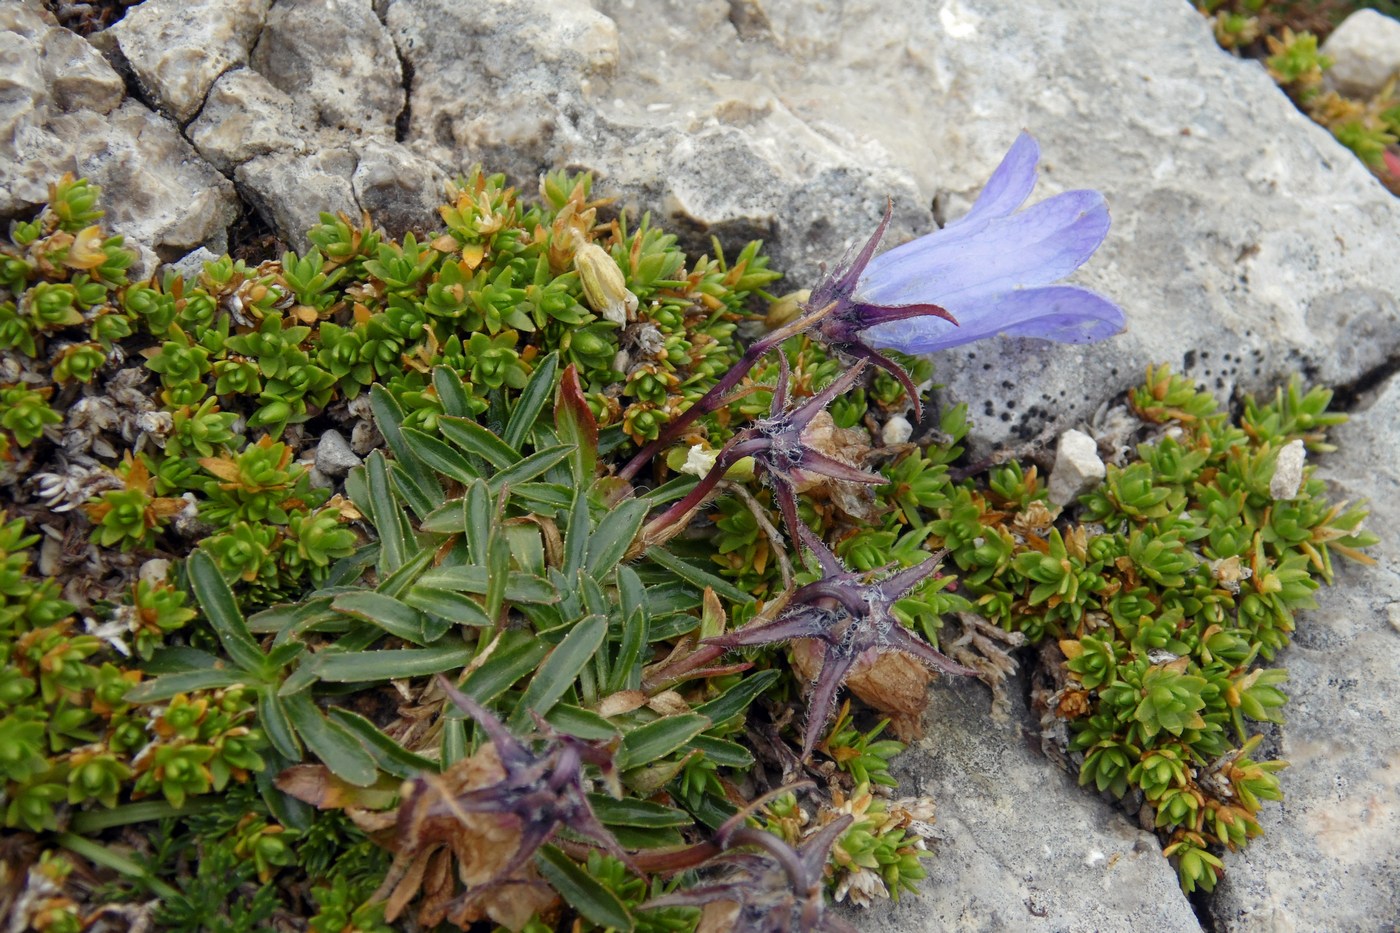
[1321, 9, 1400, 99]
[252, 0, 403, 136]
[314, 429, 362, 477]
[109, 0, 271, 123]
[1268, 438, 1306, 500]
[1048, 429, 1106, 506]
[163, 246, 221, 282]
[349, 419, 382, 457]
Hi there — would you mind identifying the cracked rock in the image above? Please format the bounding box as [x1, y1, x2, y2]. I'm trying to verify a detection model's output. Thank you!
[252, 0, 403, 137]
[351, 139, 449, 239]
[189, 67, 314, 173]
[236, 147, 360, 251]
[386, 0, 619, 174]
[108, 0, 270, 123]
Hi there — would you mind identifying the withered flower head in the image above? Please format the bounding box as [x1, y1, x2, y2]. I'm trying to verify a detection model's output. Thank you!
[706, 525, 975, 759]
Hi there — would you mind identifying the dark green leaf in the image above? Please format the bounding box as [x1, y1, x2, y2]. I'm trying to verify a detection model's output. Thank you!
[587, 795, 692, 828]
[488, 445, 572, 497]
[587, 499, 647, 577]
[370, 384, 443, 504]
[688, 734, 753, 768]
[509, 614, 607, 731]
[617, 714, 712, 771]
[418, 565, 557, 604]
[484, 531, 510, 625]
[607, 567, 649, 693]
[402, 428, 482, 485]
[510, 482, 574, 511]
[452, 635, 551, 708]
[644, 547, 752, 605]
[188, 550, 266, 675]
[314, 642, 475, 682]
[692, 669, 782, 726]
[543, 703, 619, 741]
[504, 351, 558, 450]
[281, 694, 379, 787]
[388, 462, 440, 520]
[365, 452, 413, 575]
[464, 480, 492, 566]
[373, 546, 435, 600]
[124, 668, 247, 703]
[258, 687, 301, 760]
[433, 366, 474, 419]
[332, 591, 433, 646]
[535, 845, 633, 932]
[329, 708, 440, 777]
[563, 488, 590, 580]
[403, 586, 491, 628]
[439, 415, 520, 470]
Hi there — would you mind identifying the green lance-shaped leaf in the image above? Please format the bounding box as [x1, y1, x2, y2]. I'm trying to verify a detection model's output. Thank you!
[439, 415, 521, 470]
[616, 713, 712, 771]
[503, 350, 558, 450]
[535, 845, 634, 932]
[509, 614, 608, 731]
[187, 549, 266, 676]
[280, 693, 378, 787]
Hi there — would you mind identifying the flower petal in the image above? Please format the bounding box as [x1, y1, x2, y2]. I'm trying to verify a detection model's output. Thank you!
[863, 285, 1125, 354]
[855, 189, 1111, 308]
[947, 130, 1040, 228]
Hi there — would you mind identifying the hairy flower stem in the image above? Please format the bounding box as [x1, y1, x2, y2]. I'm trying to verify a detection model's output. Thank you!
[617, 301, 840, 482]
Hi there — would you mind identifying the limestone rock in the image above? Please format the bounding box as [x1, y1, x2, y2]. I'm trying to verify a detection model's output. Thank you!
[108, 0, 270, 123]
[252, 0, 403, 137]
[1321, 9, 1400, 99]
[0, 2, 124, 211]
[385, 0, 619, 174]
[351, 139, 448, 240]
[234, 140, 445, 249]
[236, 148, 360, 251]
[189, 67, 314, 173]
[1, 4, 237, 273]
[1207, 373, 1400, 930]
[864, 674, 1201, 931]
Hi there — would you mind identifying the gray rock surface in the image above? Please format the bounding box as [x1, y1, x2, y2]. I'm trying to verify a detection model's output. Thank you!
[869, 674, 1201, 931]
[189, 67, 313, 173]
[252, 0, 403, 136]
[107, 0, 269, 122]
[1206, 374, 1400, 932]
[1321, 9, 1400, 98]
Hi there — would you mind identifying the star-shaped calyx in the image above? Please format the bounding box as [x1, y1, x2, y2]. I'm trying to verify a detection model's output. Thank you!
[704, 525, 976, 759]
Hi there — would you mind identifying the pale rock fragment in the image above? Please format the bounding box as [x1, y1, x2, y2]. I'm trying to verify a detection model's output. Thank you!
[1047, 428, 1106, 506]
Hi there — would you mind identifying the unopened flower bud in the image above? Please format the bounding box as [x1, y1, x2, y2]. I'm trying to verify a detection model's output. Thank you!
[765, 289, 810, 330]
[575, 242, 637, 325]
